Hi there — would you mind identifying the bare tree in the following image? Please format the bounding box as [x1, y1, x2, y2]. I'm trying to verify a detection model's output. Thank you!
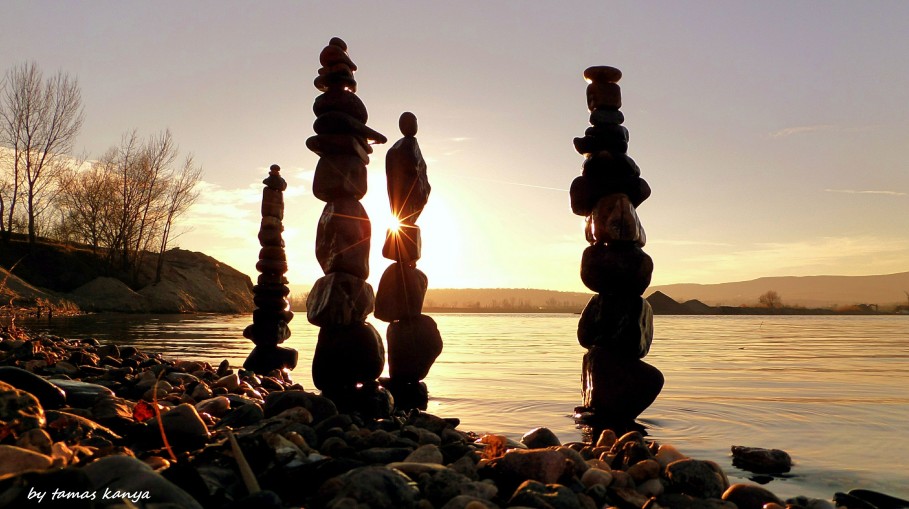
[155, 154, 202, 282]
[0, 62, 84, 244]
[758, 290, 782, 309]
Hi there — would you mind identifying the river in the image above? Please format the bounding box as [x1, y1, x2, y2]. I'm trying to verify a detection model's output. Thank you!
[8, 313, 908, 499]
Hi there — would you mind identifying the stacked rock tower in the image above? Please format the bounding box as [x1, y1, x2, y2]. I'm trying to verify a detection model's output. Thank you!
[305, 38, 390, 410]
[374, 112, 443, 410]
[569, 66, 664, 433]
[242, 164, 298, 374]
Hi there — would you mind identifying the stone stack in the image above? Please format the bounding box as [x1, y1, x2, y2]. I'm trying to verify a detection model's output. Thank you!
[375, 112, 442, 410]
[569, 66, 664, 432]
[243, 165, 298, 374]
[305, 37, 390, 413]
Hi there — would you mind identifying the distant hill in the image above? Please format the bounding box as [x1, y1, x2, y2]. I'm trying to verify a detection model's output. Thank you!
[647, 272, 909, 308]
[423, 288, 592, 312]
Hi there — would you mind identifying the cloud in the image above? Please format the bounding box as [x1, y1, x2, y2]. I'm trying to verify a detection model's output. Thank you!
[825, 188, 906, 196]
[769, 125, 836, 138]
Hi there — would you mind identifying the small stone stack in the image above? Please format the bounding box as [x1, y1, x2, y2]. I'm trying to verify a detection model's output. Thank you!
[242, 164, 298, 374]
[305, 37, 390, 412]
[569, 66, 664, 432]
[375, 112, 442, 410]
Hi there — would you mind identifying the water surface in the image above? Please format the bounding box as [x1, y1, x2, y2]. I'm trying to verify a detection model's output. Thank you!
[10, 313, 908, 499]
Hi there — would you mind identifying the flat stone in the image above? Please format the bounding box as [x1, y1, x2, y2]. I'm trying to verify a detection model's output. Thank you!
[0, 444, 53, 478]
[386, 315, 443, 382]
[569, 175, 651, 217]
[590, 193, 645, 246]
[404, 443, 444, 464]
[494, 449, 568, 485]
[521, 427, 561, 449]
[306, 134, 372, 163]
[314, 88, 368, 123]
[722, 483, 784, 509]
[382, 224, 422, 263]
[582, 348, 663, 425]
[313, 154, 368, 202]
[314, 111, 387, 145]
[585, 123, 629, 142]
[589, 108, 624, 125]
[0, 366, 66, 409]
[319, 43, 357, 72]
[255, 258, 287, 275]
[577, 294, 653, 357]
[0, 380, 46, 434]
[508, 480, 582, 509]
[82, 455, 203, 508]
[573, 135, 628, 155]
[319, 466, 419, 509]
[665, 458, 730, 499]
[587, 82, 622, 110]
[146, 403, 210, 448]
[385, 136, 430, 224]
[399, 112, 418, 137]
[45, 409, 123, 443]
[374, 264, 428, 322]
[194, 395, 230, 417]
[730, 445, 792, 473]
[312, 322, 385, 390]
[584, 66, 622, 83]
[582, 151, 640, 179]
[580, 243, 653, 295]
[242, 345, 298, 373]
[315, 198, 371, 279]
[306, 272, 375, 327]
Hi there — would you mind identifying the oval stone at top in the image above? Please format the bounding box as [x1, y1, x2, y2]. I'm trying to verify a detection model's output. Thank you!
[584, 66, 622, 84]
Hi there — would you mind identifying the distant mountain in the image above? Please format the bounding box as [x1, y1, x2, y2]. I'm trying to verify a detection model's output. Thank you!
[423, 288, 592, 311]
[647, 272, 909, 308]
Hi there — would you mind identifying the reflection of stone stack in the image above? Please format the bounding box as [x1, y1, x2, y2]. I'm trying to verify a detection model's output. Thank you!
[375, 112, 442, 410]
[243, 164, 298, 374]
[569, 66, 663, 432]
[305, 38, 389, 409]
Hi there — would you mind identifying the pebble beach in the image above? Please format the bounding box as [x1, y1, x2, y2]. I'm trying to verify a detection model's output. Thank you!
[2, 326, 908, 509]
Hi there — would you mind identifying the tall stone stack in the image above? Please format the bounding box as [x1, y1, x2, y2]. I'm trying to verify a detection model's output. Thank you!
[374, 112, 443, 410]
[305, 37, 390, 410]
[569, 66, 664, 433]
[242, 164, 298, 374]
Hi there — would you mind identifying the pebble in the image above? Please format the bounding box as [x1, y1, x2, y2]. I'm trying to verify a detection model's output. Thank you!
[0, 444, 54, 477]
[521, 426, 561, 449]
[0, 380, 46, 433]
[0, 365, 66, 408]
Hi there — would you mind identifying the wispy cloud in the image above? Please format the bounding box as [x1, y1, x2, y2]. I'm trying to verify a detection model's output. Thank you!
[825, 188, 906, 196]
[769, 125, 835, 138]
[449, 137, 472, 142]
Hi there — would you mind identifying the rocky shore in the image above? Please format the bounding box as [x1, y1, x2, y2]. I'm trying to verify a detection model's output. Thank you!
[1, 326, 906, 509]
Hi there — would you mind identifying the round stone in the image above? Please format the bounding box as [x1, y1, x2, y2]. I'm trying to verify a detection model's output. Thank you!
[399, 112, 418, 136]
[329, 37, 348, 50]
[584, 66, 622, 83]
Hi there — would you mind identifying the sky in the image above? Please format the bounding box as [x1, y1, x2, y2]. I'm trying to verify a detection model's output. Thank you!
[2, 1, 908, 293]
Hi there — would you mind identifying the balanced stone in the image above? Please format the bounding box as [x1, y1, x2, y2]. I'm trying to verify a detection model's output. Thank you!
[584, 65, 622, 83]
[262, 187, 284, 219]
[242, 320, 290, 346]
[577, 294, 653, 357]
[314, 72, 356, 93]
[315, 198, 371, 279]
[582, 152, 641, 179]
[399, 111, 418, 137]
[386, 134, 430, 224]
[243, 345, 298, 372]
[590, 193, 646, 246]
[587, 82, 622, 110]
[313, 154, 368, 202]
[585, 123, 629, 142]
[312, 323, 385, 390]
[313, 111, 387, 145]
[582, 347, 664, 425]
[580, 243, 653, 295]
[259, 246, 286, 261]
[313, 88, 368, 123]
[386, 315, 443, 381]
[573, 135, 627, 156]
[382, 224, 421, 263]
[306, 272, 375, 326]
[374, 263, 428, 322]
[319, 44, 357, 71]
[569, 175, 651, 217]
[256, 258, 288, 275]
[306, 134, 372, 163]
[590, 108, 624, 125]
